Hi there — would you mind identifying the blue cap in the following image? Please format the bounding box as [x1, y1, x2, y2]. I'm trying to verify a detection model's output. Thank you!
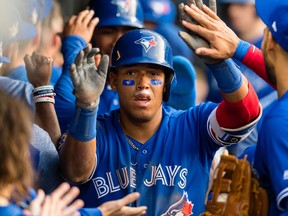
[256, 0, 288, 52]
[218, 0, 254, 4]
[0, 2, 37, 43]
[111, 29, 174, 101]
[88, 0, 144, 28]
[140, 0, 176, 24]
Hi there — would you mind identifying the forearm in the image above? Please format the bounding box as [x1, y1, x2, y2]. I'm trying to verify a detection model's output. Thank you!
[32, 85, 61, 147]
[234, 40, 276, 89]
[60, 136, 96, 184]
[206, 59, 261, 128]
[35, 103, 61, 147]
[59, 107, 97, 183]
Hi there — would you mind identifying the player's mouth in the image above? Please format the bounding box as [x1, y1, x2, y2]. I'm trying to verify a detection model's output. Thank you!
[134, 90, 151, 107]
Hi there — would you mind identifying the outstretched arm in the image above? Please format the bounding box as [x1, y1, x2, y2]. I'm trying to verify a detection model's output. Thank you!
[59, 45, 109, 183]
[178, 0, 261, 145]
[179, 1, 276, 89]
[24, 52, 61, 147]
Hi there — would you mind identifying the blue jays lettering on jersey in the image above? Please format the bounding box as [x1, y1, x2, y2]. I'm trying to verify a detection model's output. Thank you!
[253, 91, 288, 216]
[76, 103, 221, 216]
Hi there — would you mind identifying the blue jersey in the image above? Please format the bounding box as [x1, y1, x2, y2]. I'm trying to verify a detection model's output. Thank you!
[0, 76, 34, 111]
[0, 204, 24, 216]
[76, 103, 222, 216]
[54, 36, 119, 133]
[254, 91, 288, 215]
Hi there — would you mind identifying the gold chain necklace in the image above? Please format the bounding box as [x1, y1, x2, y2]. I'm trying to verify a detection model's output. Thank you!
[126, 136, 140, 151]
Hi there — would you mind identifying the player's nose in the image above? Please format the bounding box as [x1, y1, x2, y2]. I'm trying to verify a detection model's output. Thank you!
[136, 73, 150, 90]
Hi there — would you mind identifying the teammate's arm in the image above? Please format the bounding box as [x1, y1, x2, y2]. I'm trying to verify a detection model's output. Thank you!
[179, 2, 276, 90]
[179, 0, 261, 145]
[59, 46, 109, 183]
[24, 52, 61, 147]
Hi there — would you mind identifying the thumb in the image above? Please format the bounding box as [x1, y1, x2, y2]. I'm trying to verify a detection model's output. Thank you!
[97, 55, 109, 80]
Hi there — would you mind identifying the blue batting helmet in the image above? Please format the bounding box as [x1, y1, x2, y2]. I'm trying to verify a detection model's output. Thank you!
[88, 0, 144, 28]
[139, 0, 176, 24]
[110, 29, 175, 102]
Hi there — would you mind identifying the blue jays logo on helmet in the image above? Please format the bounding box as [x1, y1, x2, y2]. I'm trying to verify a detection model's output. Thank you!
[134, 36, 157, 53]
[161, 191, 194, 216]
[111, 0, 132, 15]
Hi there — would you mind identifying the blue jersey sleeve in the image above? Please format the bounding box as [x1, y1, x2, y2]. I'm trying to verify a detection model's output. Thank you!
[54, 35, 87, 133]
[79, 208, 102, 216]
[0, 76, 35, 111]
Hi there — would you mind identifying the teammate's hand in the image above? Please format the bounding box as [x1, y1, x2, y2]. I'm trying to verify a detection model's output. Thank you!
[24, 182, 84, 216]
[98, 192, 147, 216]
[70, 44, 109, 109]
[180, 1, 240, 61]
[178, 0, 216, 50]
[24, 52, 53, 87]
[61, 9, 99, 43]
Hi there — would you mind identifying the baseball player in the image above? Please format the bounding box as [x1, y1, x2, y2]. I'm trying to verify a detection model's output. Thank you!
[59, 27, 262, 215]
[176, 0, 288, 215]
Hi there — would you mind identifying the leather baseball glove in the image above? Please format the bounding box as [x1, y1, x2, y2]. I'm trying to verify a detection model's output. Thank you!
[201, 154, 268, 216]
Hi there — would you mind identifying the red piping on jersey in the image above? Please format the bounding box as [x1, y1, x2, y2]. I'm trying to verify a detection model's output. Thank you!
[216, 81, 260, 129]
[242, 45, 276, 89]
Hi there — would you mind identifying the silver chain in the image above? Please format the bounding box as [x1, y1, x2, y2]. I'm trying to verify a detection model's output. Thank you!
[125, 136, 140, 151]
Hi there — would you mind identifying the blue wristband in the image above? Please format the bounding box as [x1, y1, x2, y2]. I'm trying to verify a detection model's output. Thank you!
[79, 207, 102, 216]
[68, 107, 98, 142]
[206, 59, 243, 93]
[233, 40, 251, 61]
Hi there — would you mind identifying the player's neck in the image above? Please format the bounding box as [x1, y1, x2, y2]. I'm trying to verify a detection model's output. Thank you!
[119, 109, 162, 144]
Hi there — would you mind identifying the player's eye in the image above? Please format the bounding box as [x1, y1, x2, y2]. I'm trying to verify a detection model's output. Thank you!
[126, 70, 136, 76]
[147, 70, 160, 77]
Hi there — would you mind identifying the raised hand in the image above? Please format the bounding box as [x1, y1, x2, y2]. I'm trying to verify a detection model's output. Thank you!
[24, 52, 53, 87]
[178, 0, 216, 52]
[70, 45, 109, 109]
[179, 1, 240, 61]
[62, 9, 99, 43]
[24, 183, 84, 216]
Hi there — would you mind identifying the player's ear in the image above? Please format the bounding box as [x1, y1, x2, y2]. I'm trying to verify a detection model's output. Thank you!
[109, 71, 117, 90]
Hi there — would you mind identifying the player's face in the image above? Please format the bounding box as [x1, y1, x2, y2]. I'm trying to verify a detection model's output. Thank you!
[91, 26, 137, 56]
[261, 27, 276, 85]
[110, 64, 165, 121]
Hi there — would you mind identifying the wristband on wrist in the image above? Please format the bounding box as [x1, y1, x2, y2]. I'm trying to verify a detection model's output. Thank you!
[32, 85, 56, 104]
[32, 85, 54, 93]
[206, 59, 243, 93]
[233, 40, 252, 61]
[34, 96, 55, 104]
[76, 98, 100, 110]
[68, 107, 98, 142]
